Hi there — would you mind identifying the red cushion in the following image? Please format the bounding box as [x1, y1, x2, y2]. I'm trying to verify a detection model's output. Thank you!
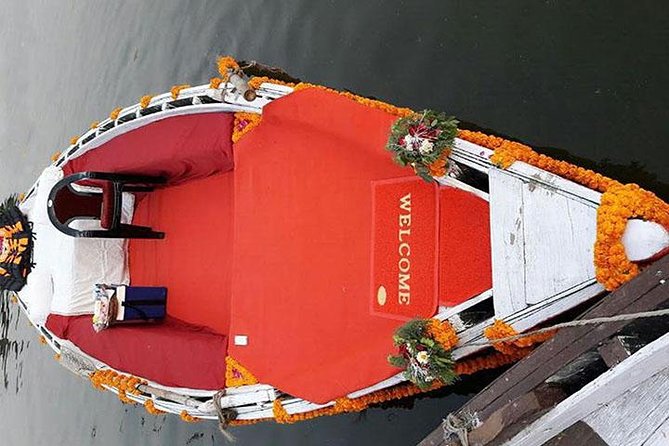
[63, 112, 235, 185]
[99, 182, 114, 229]
[46, 314, 228, 389]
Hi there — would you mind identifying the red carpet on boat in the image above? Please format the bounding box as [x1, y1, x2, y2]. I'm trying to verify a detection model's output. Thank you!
[58, 92, 492, 396]
[438, 187, 492, 306]
[128, 172, 234, 336]
[229, 88, 492, 403]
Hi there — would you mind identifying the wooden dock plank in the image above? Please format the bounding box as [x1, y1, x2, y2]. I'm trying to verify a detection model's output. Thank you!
[584, 368, 669, 445]
[507, 331, 669, 445]
[418, 254, 669, 446]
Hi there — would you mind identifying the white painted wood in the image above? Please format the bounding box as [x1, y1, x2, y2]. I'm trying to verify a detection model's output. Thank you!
[217, 388, 276, 407]
[507, 162, 602, 206]
[455, 280, 603, 359]
[585, 368, 669, 445]
[489, 168, 528, 318]
[437, 176, 490, 201]
[435, 289, 493, 322]
[623, 219, 669, 262]
[505, 328, 669, 446]
[522, 180, 598, 304]
[643, 415, 669, 446]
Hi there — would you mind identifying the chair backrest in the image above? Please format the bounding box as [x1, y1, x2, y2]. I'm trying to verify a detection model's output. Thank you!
[50, 183, 102, 226]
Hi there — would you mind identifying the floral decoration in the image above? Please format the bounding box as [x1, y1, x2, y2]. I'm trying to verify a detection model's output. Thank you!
[483, 319, 555, 355]
[595, 183, 669, 289]
[388, 319, 458, 389]
[109, 107, 122, 121]
[232, 112, 262, 143]
[217, 56, 240, 82]
[209, 77, 223, 89]
[170, 84, 190, 100]
[144, 399, 166, 415]
[225, 356, 258, 387]
[386, 110, 458, 182]
[180, 410, 200, 423]
[139, 95, 153, 109]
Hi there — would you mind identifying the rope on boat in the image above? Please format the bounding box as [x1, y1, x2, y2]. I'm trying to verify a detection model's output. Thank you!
[442, 411, 478, 446]
[213, 390, 237, 442]
[466, 306, 669, 347]
[59, 346, 96, 377]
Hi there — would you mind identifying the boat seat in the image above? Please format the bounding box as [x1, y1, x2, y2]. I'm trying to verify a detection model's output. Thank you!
[45, 314, 228, 389]
[47, 171, 166, 239]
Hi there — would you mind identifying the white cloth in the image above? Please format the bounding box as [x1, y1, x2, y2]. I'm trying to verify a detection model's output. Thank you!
[20, 166, 133, 319]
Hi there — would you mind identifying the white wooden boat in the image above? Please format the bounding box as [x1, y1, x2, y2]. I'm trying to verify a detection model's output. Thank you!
[4, 57, 669, 426]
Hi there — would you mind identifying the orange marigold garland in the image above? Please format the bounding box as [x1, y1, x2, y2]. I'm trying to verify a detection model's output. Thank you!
[109, 107, 123, 121]
[294, 82, 413, 118]
[595, 183, 669, 290]
[248, 76, 296, 90]
[209, 77, 223, 89]
[217, 56, 240, 82]
[180, 410, 200, 423]
[69, 136, 79, 145]
[225, 356, 258, 387]
[144, 399, 166, 415]
[483, 319, 556, 355]
[457, 129, 619, 192]
[170, 84, 191, 100]
[89, 369, 146, 397]
[89, 121, 100, 130]
[232, 112, 262, 144]
[139, 95, 153, 109]
[426, 319, 459, 350]
[50, 151, 61, 162]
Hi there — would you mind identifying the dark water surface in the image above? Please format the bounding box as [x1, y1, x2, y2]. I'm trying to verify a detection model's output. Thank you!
[0, 1, 667, 445]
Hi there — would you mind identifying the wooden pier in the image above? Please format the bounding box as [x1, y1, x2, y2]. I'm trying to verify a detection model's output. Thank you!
[419, 254, 669, 446]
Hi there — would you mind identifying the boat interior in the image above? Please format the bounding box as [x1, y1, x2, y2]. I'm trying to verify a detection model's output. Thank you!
[32, 88, 498, 403]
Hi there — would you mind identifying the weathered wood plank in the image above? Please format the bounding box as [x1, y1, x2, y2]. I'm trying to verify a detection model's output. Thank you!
[544, 422, 608, 446]
[419, 254, 669, 446]
[597, 336, 631, 368]
[585, 369, 669, 446]
[643, 414, 669, 446]
[489, 168, 528, 318]
[507, 332, 669, 445]
[523, 185, 597, 304]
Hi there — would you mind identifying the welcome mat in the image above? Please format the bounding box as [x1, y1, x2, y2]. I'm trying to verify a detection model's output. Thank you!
[371, 177, 439, 320]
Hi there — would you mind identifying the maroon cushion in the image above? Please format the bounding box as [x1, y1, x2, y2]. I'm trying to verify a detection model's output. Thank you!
[46, 314, 228, 389]
[99, 182, 114, 229]
[63, 112, 235, 186]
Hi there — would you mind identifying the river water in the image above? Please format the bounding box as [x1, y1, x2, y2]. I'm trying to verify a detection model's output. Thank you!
[0, 1, 667, 445]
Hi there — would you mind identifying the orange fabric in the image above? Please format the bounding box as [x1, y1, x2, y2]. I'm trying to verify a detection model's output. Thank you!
[229, 89, 415, 403]
[371, 177, 439, 319]
[438, 187, 492, 306]
[129, 172, 234, 335]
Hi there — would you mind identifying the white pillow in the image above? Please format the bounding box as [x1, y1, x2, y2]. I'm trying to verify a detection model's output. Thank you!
[23, 166, 134, 316]
[18, 270, 53, 326]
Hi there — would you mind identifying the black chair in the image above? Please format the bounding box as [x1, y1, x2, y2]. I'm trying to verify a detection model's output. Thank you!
[47, 171, 166, 239]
